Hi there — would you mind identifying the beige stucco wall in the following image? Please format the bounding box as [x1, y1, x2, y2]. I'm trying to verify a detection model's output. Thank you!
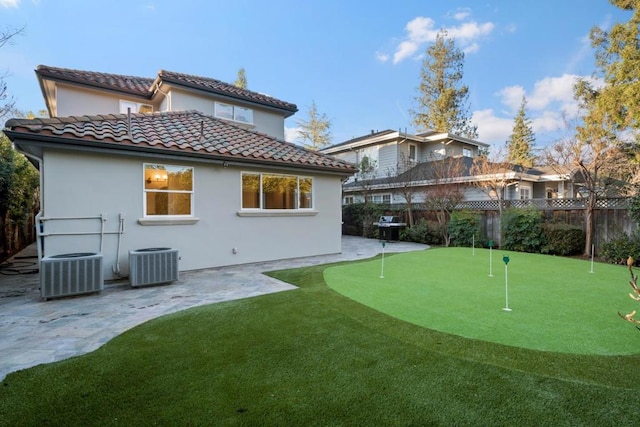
[168, 88, 286, 140]
[56, 85, 157, 117]
[54, 86, 287, 141]
[40, 149, 343, 281]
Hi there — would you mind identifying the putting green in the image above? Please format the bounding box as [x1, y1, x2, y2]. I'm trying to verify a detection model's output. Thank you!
[324, 247, 640, 355]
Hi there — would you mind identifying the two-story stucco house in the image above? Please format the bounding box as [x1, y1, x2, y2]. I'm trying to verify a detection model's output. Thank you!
[320, 129, 577, 206]
[4, 65, 356, 288]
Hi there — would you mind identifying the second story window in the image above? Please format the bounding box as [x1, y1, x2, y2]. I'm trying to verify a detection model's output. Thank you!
[409, 144, 417, 162]
[215, 102, 254, 124]
[120, 100, 152, 114]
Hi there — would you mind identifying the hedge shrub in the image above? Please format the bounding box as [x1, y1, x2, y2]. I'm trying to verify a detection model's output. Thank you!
[501, 208, 545, 253]
[541, 223, 585, 256]
[400, 218, 443, 245]
[600, 230, 640, 266]
[448, 210, 481, 247]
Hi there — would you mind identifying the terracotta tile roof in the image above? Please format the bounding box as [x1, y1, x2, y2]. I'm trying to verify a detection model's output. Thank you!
[36, 65, 298, 114]
[158, 70, 298, 113]
[4, 111, 355, 174]
[36, 65, 154, 97]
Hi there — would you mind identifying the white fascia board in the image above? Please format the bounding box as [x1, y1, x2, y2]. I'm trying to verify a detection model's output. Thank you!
[422, 132, 490, 148]
[321, 131, 402, 154]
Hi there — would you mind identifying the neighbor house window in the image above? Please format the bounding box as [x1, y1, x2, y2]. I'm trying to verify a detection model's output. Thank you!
[344, 196, 354, 205]
[144, 164, 194, 216]
[409, 144, 417, 162]
[367, 194, 391, 204]
[519, 187, 531, 200]
[215, 102, 254, 124]
[242, 172, 313, 210]
[120, 100, 153, 114]
[463, 148, 472, 157]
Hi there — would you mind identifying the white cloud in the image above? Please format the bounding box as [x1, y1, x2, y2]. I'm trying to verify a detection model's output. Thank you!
[375, 51, 389, 62]
[463, 42, 480, 54]
[284, 126, 302, 143]
[0, 0, 20, 7]
[479, 74, 608, 147]
[448, 21, 495, 43]
[388, 14, 495, 64]
[452, 8, 471, 21]
[473, 109, 513, 147]
[528, 74, 582, 110]
[497, 85, 526, 113]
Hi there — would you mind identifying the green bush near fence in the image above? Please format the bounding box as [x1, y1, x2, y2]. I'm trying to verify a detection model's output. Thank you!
[399, 218, 443, 245]
[501, 208, 546, 253]
[448, 210, 481, 247]
[541, 223, 585, 256]
[601, 230, 640, 265]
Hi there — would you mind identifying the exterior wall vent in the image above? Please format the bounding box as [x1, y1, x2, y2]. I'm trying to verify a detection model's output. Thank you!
[40, 253, 104, 300]
[129, 248, 179, 288]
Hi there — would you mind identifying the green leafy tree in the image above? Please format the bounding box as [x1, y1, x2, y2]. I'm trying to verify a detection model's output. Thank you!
[234, 67, 247, 89]
[296, 100, 332, 150]
[1, 134, 40, 258]
[412, 30, 478, 139]
[588, 0, 640, 133]
[506, 96, 536, 167]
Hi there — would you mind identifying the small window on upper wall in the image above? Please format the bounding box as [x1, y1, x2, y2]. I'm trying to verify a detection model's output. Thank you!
[463, 148, 472, 157]
[215, 102, 253, 124]
[120, 100, 153, 114]
[409, 144, 417, 162]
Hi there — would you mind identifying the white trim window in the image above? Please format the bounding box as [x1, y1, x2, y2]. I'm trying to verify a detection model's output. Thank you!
[463, 148, 472, 157]
[215, 102, 254, 124]
[519, 187, 531, 200]
[144, 163, 194, 216]
[367, 194, 391, 204]
[242, 172, 313, 210]
[120, 100, 153, 114]
[409, 143, 417, 162]
[343, 196, 355, 205]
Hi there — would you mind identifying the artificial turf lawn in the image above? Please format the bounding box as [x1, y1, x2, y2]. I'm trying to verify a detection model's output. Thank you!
[0, 253, 639, 425]
[324, 247, 640, 355]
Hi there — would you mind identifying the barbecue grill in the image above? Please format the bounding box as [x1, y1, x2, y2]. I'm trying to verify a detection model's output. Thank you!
[375, 215, 407, 241]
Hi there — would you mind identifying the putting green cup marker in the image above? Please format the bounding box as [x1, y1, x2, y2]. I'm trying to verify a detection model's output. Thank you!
[503, 255, 511, 312]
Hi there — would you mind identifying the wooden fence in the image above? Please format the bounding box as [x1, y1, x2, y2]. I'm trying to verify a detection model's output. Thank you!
[384, 197, 638, 254]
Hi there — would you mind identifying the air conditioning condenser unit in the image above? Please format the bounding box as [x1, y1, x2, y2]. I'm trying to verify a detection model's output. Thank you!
[129, 247, 179, 288]
[40, 252, 104, 300]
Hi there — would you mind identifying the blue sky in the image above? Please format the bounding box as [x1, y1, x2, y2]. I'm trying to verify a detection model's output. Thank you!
[0, 0, 632, 151]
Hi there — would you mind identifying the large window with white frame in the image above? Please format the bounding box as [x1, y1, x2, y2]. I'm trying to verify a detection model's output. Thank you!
[144, 164, 194, 216]
[215, 102, 254, 124]
[242, 172, 313, 210]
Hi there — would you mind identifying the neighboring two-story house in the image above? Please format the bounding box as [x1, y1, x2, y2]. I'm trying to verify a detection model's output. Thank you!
[4, 65, 356, 284]
[320, 129, 577, 206]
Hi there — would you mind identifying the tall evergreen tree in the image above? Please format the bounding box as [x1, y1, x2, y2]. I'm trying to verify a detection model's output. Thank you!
[234, 67, 247, 89]
[506, 96, 536, 167]
[412, 30, 478, 139]
[296, 100, 332, 150]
